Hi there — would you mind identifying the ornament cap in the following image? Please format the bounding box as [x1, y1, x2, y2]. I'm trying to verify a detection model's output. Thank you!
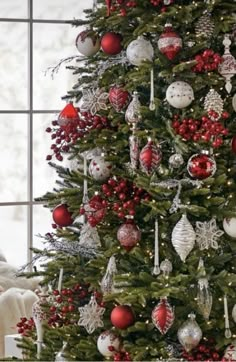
[188, 312, 196, 320]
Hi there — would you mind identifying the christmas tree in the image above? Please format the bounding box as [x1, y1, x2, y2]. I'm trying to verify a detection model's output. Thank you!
[17, 0, 236, 361]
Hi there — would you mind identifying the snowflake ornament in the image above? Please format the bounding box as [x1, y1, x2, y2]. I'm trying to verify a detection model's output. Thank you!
[195, 218, 224, 250]
[80, 87, 109, 116]
[78, 296, 105, 334]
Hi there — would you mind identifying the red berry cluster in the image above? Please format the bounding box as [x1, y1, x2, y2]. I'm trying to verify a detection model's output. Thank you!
[17, 317, 35, 336]
[80, 194, 107, 227]
[172, 113, 229, 148]
[192, 49, 222, 73]
[48, 285, 103, 328]
[181, 338, 221, 361]
[101, 177, 150, 220]
[110, 0, 137, 17]
[46, 110, 109, 162]
[113, 350, 132, 361]
[150, 0, 174, 7]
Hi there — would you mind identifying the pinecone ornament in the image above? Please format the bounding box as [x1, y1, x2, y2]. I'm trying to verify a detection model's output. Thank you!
[195, 12, 215, 40]
[204, 89, 224, 120]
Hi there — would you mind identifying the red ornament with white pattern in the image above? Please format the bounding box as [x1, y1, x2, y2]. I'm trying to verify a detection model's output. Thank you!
[117, 218, 141, 251]
[139, 139, 162, 174]
[158, 23, 182, 60]
[187, 151, 216, 180]
[109, 85, 130, 112]
[151, 297, 175, 334]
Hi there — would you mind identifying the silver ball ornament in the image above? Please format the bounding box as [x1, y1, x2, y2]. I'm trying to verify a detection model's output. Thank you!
[169, 153, 184, 168]
[126, 36, 154, 66]
[177, 313, 202, 352]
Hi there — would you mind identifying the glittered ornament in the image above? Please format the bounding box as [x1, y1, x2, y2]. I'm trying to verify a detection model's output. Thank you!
[218, 34, 236, 94]
[171, 214, 196, 262]
[126, 36, 154, 66]
[152, 297, 175, 334]
[158, 23, 182, 60]
[160, 259, 173, 276]
[101, 32, 122, 55]
[89, 155, 112, 182]
[57, 103, 78, 127]
[187, 151, 216, 180]
[125, 91, 141, 128]
[223, 341, 236, 362]
[129, 130, 140, 171]
[223, 217, 236, 238]
[166, 81, 194, 109]
[139, 139, 162, 175]
[177, 313, 202, 352]
[197, 276, 212, 320]
[80, 87, 109, 116]
[52, 204, 73, 227]
[168, 153, 184, 169]
[117, 219, 141, 251]
[195, 11, 215, 40]
[75, 29, 100, 56]
[231, 135, 236, 154]
[110, 305, 135, 329]
[109, 85, 130, 112]
[100, 255, 117, 295]
[204, 89, 224, 120]
[97, 330, 121, 357]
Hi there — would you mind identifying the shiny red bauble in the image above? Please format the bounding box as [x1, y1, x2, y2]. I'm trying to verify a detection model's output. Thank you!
[187, 152, 216, 180]
[109, 85, 130, 112]
[110, 305, 135, 329]
[101, 32, 122, 55]
[52, 204, 73, 227]
[117, 219, 141, 251]
[158, 23, 182, 60]
[231, 135, 236, 154]
[139, 139, 162, 175]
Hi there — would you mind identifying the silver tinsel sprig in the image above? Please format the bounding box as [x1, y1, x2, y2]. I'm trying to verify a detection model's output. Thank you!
[97, 51, 130, 76]
[151, 178, 203, 213]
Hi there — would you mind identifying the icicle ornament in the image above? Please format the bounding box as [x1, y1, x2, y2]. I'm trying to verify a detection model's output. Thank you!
[218, 34, 236, 94]
[224, 295, 232, 338]
[197, 258, 212, 320]
[100, 255, 117, 295]
[153, 219, 160, 275]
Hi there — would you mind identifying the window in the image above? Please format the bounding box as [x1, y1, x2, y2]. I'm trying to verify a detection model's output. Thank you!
[0, 0, 92, 267]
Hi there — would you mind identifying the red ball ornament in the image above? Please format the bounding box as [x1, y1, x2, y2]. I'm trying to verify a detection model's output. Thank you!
[110, 305, 135, 329]
[109, 85, 130, 112]
[57, 103, 78, 127]
[187, 151, 216, 180]
[101, 32, 122, 55]
[117, 219, 141, 251]
[139, 139, 162, 175]
[158, 23, 182, 60]
[52, 204, 73, 227]
[231, 135, 236, 154]
[151, 297, 175, 334]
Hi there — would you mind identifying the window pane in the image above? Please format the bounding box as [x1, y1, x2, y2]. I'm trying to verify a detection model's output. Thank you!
[0, 206, 27, 267]
[34, 0, 93, 20]
[0, 114, 27, 202]
[0, 0, 28, 18]
[33, 23, 80, 110]
[0, 23, 28, 110]
[33, 114, 57, 198]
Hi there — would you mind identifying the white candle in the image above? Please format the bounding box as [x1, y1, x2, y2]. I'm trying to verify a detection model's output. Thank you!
[58, 268, 64, 292]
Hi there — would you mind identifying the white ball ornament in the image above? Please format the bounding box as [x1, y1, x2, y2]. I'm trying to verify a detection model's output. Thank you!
[126, 36, 154, 66]
[223, 341, 236, 362]
[89, 155, 112, 182]
[166, 81, 194, 109]
[75, 29, 100, 56]
[97, 330, 121, 357]
[223, 217, 236, 238]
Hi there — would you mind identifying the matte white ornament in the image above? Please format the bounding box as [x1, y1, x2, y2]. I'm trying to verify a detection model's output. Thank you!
[126, 36, 154, 66]
[218, 34, 236, 94]
[223, 217, 236, 238]
[171, 214, 196, 262]
[233, 94, 236, 112]
[166, 81, 194, 109]
[97, 330, 121, 357]
[177, 313, 202, 352]
[232, 304, 236, 323]
[89, 155, 112, 182]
